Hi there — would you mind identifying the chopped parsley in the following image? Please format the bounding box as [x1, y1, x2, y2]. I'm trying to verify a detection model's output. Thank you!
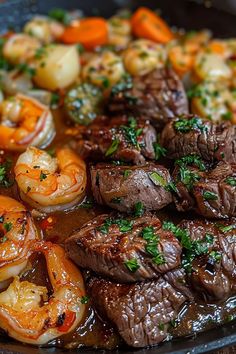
[123, 169, 132, 178]
[16, 63, 36, 77]
[217, 224, 236, 233]
[98, 218, 133, 234]
[111, 74, 133, 96]
[179, 167, 200, 190]
[134, 201, 144, 217]
[153, 142, 167, 160]
[105, 139, 120, 157]
[202, 191, 218, 201]
[209, 250, 222, 263]
[165, 181, 178, 193]
[81, 295, 90, 304]
[50, 93, 60, 109]
[141, 226, 166, 265]
[120, 117, 142, 148]
[149, 171, 166, 187]
[124, 258, 140, 272]
[174, 117, 206, 133]
[175, 154, 206, 171]
[110, 197, 122, 204]
[48, 8, 71, 25]
[39, 171, 48, 181]
[0, 160, 14, 188]
[225, 176, 236, 187]
[3, 222, 12, 232]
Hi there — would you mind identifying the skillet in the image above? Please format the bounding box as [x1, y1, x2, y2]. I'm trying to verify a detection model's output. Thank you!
[0, 0, 236, 353]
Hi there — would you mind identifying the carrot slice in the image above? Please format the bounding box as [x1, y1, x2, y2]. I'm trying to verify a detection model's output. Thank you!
[60, 17, 108, 49]
[131, 7, 174, 43]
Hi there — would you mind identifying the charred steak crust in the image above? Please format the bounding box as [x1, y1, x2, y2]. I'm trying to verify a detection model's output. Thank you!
[173, 161, 236, 218]
[160, 115, 236, 163]
[72, 115, 157, 165]
[65, 214, 182, 282]
[108, 68, 189, 129]
[88, 275, 189, 347]
[91, 162, 173, 213]
[179, 219, 236, 300]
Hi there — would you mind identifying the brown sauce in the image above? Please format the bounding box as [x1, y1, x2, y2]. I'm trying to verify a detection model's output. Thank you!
[0, 108, 236, 350]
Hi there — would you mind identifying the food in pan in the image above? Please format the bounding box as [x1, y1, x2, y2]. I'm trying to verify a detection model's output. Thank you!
[0, 5, 236, 350]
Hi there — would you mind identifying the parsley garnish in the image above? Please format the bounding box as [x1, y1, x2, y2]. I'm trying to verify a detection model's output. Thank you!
[225, 176, 236, 187]
[217, 224, 236, 233]
[179, 167, 200, 190]
[48, 8, 70, 25]
[175, 154, 206, 171]
[81, 295, 90, 304]
[50, 93, 60, 109]
[134, 201, 144, 217]
[16, 63, 36, 77]
[123, 169, 132, 178]
[209, 250, 222, 262]
[98, 218, 133, 234]
[0, 160, 14, 188]
[174, 117, 206, 133]
[141, 226, 165, 265]
[40, 171, 48, 181]
[202, 191, 218, 201]
[165, 181, 177, 193]
[120, 117, 142, 148]
[149, 172, 166, 187]
[105, 139, 120, 157]
[124, 258, 140, 272]
[3, 222, 12, 232]
[153, 142, 167, 160]
[110, 197, 122, 204]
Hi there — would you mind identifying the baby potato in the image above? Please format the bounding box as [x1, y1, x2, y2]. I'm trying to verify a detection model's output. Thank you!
[82, 51, 125, 88]
[3, 34, 41, 65]
[190, 81, 235, 122]
[33, 45, 80, 90]
[123, 39, 166, 76]
[193, 53, 231, 82]
[24, 16, 64, 44]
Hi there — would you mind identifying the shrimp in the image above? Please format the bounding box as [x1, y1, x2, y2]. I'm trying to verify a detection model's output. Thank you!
[0, 93, 55, 151]
[108, 16, 131, 48]
[0, 196, 38, 285]
[14, 147, 87, 213]
[24, 16, 64, 44]
[3, 34, 41, 65]
[123, 39, 166, 76]
[0, 241, 86, 345]
[193, 53, 231, 83]
[82, 51, 125, 88]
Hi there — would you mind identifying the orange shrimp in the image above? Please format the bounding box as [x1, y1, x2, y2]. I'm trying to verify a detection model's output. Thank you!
[0, 241, 86, 344]
[0, 196, 38, 285]
[15, 147, 87, 212]
[0, 94, 55, 151]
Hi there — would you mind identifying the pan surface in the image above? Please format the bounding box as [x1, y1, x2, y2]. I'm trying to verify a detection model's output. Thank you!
[0, 0, 236, 353]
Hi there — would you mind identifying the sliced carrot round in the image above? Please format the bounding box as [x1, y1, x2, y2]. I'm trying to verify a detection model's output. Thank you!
[60, 17, 108, 50]
[131, 7, 174, 44]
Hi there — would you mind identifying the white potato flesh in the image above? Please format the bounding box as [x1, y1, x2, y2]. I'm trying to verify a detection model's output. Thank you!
[34, 45, 80, 90]
[194, 53, 231, 82]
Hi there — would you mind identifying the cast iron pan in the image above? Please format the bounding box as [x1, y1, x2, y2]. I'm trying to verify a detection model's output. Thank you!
[0, 0, 236, 353]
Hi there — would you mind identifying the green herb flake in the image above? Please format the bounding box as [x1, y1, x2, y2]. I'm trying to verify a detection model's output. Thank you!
[202, 191, 218, 201]
[134, 201, 144, 217]
[153, 142, 167, 160]
[105, 139, 120, 157]
[209, 250, 222, 263]
[175, 154, 206, 171]
[16, 63, 36, 77]
[225, 176, 236, 187]
[3, 222, 12, 232]
[124, 258, 140, 272]
[179, 167, 200, 190]
[165, 181, 177, 193]
[81, 295, 90, 304]
[48, 8, 70, 25]
[123, 169, 132, 178]
[40, 171, 48, 182]
[110, 197, 122, 204]
[174, 117, 207, 133]
[149, 172, 166, 187]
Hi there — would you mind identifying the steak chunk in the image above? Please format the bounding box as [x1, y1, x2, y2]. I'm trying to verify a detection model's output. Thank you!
[72, 115, 157, 165]
[91, 163, 172, 213]
[66, 214, 182, 282]
[108, 68, 189, 129]
[88, 275, 189, 347]
[172, 161, 236, 218]
[178, 219, 236, 300]
[160, 115, 236, 163]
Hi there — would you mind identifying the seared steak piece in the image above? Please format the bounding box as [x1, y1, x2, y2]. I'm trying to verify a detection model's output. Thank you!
[91, 163, 172, 213]
[72, 115, 157, 165]
[88, 275, 189, 347]
[160, 115, 236, 163]
[172, 161, 236, 218]
[178, 219, 236, 300]
[66, 214, 182, 282]
[108, 68, 189, 129]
